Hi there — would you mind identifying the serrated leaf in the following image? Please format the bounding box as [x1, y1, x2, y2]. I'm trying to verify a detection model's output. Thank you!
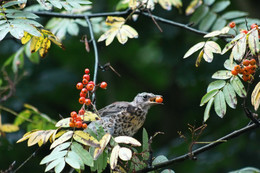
[0, 26, 10, 41]
[83, 111, 100, 121]
[73, 130, 100, 147]
[200, 89, 219, 106]
[204, 97, 214, 122]
[105, 16, 125, 27]
[50, 131, 73, 149]
[93, 133, 111, 160]
[222, 11, 248, 20]
[212, 70, 232, 79]
[214, 91, 226, 118]
[118, 147, 132, 161]
[223, 83, 237, 109]
[114, 136, 141, 146]
[152, 155, 168, 165]
[66, 151, 84, 170]
[211, 0, 230, 13]
[40, 150, 67, 165]
[39, 37, 51, 58]
[27, 130, 45, 147]
[10, 27, 24, 39]
[251, 82, 260, 111]
[204, 30, 222, 38]
[232, 34, 246, 61]
[45, 158, 64, 172]
[2, 0, 26, 8]
[190, 5, 209, 25]
[54, 160, 65, 173]
[207, 80, 226, 92]
[55, 117, 70, 127]
[248, 28, 259, 55]
[199, 12, 217, 31]
[224, 59, 237, 70]
[52, 142, 71, 153]
[203, 41, 221, 62]
[230, 76, 246, 98]
[71, 142, 94, 166]
[16, 130, 39, 143]
[65, 155, 80, 170]
[185, 0, 202, 16]
[117, 24, 138, 44]
[0, 124, 19, 133]
[67, 22, 79, 36]
[222, 42, 236, 55]
[183, 42, 205, 58]
[110, 145, 120, 169]
[21, 32, 32, 44]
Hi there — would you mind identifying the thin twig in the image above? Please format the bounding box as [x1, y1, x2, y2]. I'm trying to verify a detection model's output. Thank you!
[84, 16, 99, 105]
[136, 120, 260, 173]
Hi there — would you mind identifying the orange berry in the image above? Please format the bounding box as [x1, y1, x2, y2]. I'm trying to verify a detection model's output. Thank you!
[155, 96, 163, 103]
[86, 83, 94, 91]
[78, 109, 85, 115]
[100, 82, 107, 89]
[251, 23, 258, 30]
[249, 65, 257, 71]
[243, 75, 251, 82]
[85, 98, 91, 105]
[75, 121, 82, 128]
[69, 122, 75, 128]
[243, 66, 251, 75]
[83, 74, 90, 81]
[249, 59, 256, 65]
[240, 30, 248, 34]
[231, 70, 238, 75]
[85, 68, 90, 74]
[70, 117, 74, 122]
[242, 59, 250, 66]
[71, 111, 77, 118]
[76, 82, 83, 90]
[82, 79, 88, 85]
[81, 88, 88, 94]
[79, 97, 85, 104]
[82, 123, 87, 129]
[229, 22, 236, 28]
[234, 65, 241, 72]
[76, 116, 82, 121]
[80, 92, 86, 98]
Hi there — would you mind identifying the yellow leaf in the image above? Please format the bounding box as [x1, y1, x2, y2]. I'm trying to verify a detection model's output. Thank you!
[21, 32, 32, 44]
[251, 82, 260, 111]
[171, 0, 182, 9]
[48, 37, 65, 50]
[73, 130, 100, 148]
[41, 29, 56, 38]
[82, 111, 100, 121]
[159, 0, 172, 10]
[129, 0, 138, 9]
[30, 36, 39, 53]
[118, 147, 132, 161]
[16, 129, 40, 143]
[27, 130, 45, 147]
[114, 136, 141, 146]
[195, 49, 204, 67]
[105, 16, 125, 27]
[50, 131, 73, 149]
[50, 128, 60, 143]
[93, 133, 111, 160]
[0, 124, 19, 133]
[56, 118, 70, 128]
[116, 25, 138, 44]
[41, 130, 56, 145]
[39, 37, 51, 58]
[110, 145, 120, 169]
[185, 0, 202, 15]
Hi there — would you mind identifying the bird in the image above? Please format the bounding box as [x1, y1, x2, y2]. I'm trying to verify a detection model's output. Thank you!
[87, 92, 162, 137]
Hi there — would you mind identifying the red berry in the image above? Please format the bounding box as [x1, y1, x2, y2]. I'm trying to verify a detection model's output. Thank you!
[80, 92, 86, 98]
[76, 116, 82, 121]
[231, 70, 238, 75]
[75, 121, 82, 128]
[82, 123, 87, 129]
[70, 111, 77, 118]
[155, 97, 163, 103]
[85, 98, 91, 105]
[82, 79, 88, 85]
[70, 117, 74, 122]
[249, 59, 256, 65]
[86, 83, 94, 91]
[79, 97, 85, 104]
[76, 82, 83, 90]
[242, 75, 251, 82]
[251, 23, 258, 30]
[85, 68, 90, 74]
[81, 88, 88, 94]
[100, 82, 107, 89]
[229, 22, 236, 28]
[243, 66, 251, 75]
[83, 74, 90, 81]
[79, 109, 85, 115]
[88, 81, 95, 85]
[243, 59, 250, 66]
[249, 65, 257, 72]
[69, 122, 75, 128]
[240, 30, 248, 34]
[234, 65, 241, 72]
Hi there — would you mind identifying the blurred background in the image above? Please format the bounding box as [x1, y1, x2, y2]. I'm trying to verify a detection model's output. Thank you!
[0, 0, 260, 172]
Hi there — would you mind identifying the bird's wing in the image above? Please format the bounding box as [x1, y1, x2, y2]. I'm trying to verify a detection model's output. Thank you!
[98, 101, 131, 117]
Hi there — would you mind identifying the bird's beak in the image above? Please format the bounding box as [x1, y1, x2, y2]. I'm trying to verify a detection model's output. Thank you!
[149, 95, 163, 104]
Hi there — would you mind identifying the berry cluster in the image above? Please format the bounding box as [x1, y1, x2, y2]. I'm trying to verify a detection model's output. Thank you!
[229, 22, 259, 36]
[69, 111, 87, 129]
[231, 59, 257, 82]
[69, 68, 108, 128]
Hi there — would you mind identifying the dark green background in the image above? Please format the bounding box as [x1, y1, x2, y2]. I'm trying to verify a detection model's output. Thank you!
[1, 0, 260, 172]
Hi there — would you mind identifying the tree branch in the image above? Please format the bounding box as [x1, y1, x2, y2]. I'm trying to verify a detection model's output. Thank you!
[84, 15, 99, 105]
[137, 120, 260, 173]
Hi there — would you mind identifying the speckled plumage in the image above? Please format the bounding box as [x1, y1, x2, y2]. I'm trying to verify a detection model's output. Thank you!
[87, 92, 162, 137]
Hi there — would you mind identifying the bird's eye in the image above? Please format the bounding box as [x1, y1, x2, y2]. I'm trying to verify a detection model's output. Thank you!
[143, 95, 148, 99]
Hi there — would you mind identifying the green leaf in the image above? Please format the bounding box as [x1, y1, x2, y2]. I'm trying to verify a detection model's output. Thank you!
[6, 11, 39, 19]
[204, 97, 214, 122]
[232, 35, 246, 61]
[248, 29, 260, 55]
[214, 91, 226, 118]
[52, 142, 71, 153]
[54, 160, 66, 173]
[224, 59, 237, 71]
[0, 26, 11, 41]
[14, 110, 31, 126]
[68, 150, 84, 170]
[211, 17, 227, 31]
[199, 12, 217, 31]
[204, 0, 215, 6]
[50, 131, 73, 149]
[0, 79, 2, 87]
[40, 151, 67, 165]
[65, 151, 81, 170]
[45, 158, 64, 172]
[223, 83, 237, 109]
[183, 42, 205, 58]
[10, 27, 24, 39]
[142, 128, 149, 160]
[190, 5, 209, 25]
[67, 22, 79, 36]
[152, 155, 168, 165]
[230, 76, 246, 98]
[49, 1, 63, 9]
[229, 167, 260, 173]
[161, 169, 175, 173]
[2, 0, 26, 8]
[71, 142, 94, 167]
[207, 80, 226, 92]
[212, 70, 232, 79]
[222, 11, 248, 20]
[12, 47, 24, 73]
[211, 0, 230, 13]
[203, 41, 221, 62]
[200, 89, 219, 106]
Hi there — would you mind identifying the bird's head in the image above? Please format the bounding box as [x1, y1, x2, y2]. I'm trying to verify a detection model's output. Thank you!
[132, 92, 163, 111]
